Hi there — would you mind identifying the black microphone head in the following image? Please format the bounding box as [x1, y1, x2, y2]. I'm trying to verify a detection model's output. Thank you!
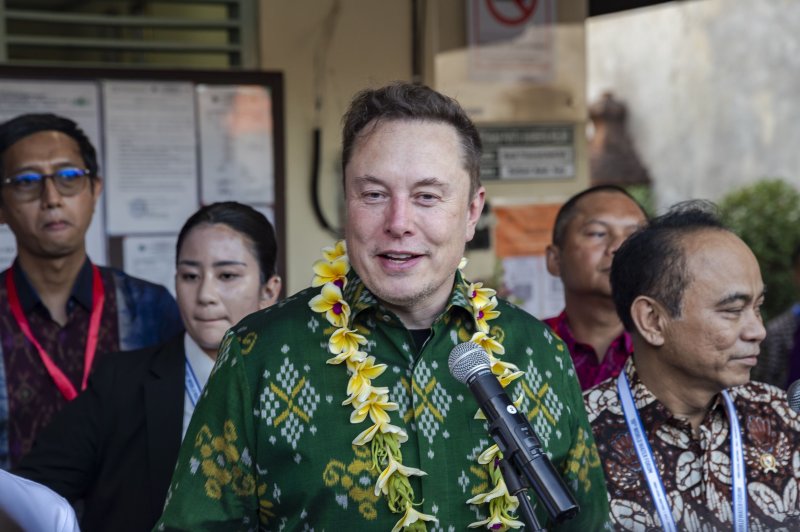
[448, 341, 491, 384]
[788, 380, 800, 414]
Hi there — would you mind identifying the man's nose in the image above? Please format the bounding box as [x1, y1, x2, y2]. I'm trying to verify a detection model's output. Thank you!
[384, 198, 413, 237]
[744, 309, 767, 343]
[39, 176, 64, 209]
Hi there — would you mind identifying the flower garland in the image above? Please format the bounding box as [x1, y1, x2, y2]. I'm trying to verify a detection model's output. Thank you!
[309, 241, 526, 531]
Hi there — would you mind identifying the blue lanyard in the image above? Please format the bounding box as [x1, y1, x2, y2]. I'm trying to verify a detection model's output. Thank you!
[617, 372, 748, 531]
[184, 357, 203, 407]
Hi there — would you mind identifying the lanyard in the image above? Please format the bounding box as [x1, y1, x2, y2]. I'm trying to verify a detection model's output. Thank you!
[184, 357, 203, 407]
[6, 264, 106, 401]
[617, 372, 748, 532]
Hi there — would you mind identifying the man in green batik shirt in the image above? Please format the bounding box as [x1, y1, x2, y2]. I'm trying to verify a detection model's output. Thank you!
[156, 83, 610, 531]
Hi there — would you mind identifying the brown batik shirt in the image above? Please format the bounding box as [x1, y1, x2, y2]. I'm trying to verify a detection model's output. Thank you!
[584, 358, 800, 531]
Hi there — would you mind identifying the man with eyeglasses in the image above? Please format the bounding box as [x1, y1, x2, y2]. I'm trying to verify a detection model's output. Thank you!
[0, 113, 183, 469]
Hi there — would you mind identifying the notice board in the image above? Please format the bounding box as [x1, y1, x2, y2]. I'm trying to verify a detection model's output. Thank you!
[0, 66, 285, 293]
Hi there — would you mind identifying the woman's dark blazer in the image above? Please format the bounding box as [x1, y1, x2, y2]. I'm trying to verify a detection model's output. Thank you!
[14, 332, 186, 532]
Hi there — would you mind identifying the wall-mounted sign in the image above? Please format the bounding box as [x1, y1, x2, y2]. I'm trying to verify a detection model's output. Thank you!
[467, 0, 557, 83]
[478, 124, 575, 180]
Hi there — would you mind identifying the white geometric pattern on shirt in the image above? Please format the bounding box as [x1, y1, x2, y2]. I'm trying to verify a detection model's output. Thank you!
[411, 360, 453, 445]
[510, 358, 565, 448]
[255, 357, 321, 450]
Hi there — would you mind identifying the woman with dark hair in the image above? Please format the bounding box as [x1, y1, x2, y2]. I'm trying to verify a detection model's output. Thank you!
[13, 201, 281, 532]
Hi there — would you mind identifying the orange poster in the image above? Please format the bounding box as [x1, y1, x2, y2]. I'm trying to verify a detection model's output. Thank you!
[494, 203, 561, 257]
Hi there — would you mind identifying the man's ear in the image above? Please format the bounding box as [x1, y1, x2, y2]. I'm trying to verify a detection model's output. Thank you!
[465, 186, 486, 242]
[545, 244, 561, 277]
[259, 274, 282, 309]
[90, 175, 104, 202]
[630, 295, 667, 347]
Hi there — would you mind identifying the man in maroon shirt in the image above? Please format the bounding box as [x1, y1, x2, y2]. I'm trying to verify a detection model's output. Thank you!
[0, 114, 182, 468]
[544, 185, 647, 390]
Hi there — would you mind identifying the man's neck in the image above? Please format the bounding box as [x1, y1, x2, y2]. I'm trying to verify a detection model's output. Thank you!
[633, 349, 717, 435]
[563, 292, 625, 361]
[16, 249, 88, 326]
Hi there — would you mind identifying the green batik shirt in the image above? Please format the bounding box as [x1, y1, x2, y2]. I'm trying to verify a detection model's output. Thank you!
[156, 271, 610, 531]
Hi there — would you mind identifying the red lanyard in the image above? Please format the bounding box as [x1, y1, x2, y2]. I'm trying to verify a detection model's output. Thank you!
[6, 263, 106, 401]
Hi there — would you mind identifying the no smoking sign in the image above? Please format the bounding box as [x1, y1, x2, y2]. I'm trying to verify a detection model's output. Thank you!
[467, 0, 555, 82]
[485, 0, 539, 27]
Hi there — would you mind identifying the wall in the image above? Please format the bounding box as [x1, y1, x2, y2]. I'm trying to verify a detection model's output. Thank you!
[588, 0, 800, 211]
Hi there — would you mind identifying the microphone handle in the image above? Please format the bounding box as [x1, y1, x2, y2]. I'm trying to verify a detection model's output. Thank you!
[469, 371, 579, 523]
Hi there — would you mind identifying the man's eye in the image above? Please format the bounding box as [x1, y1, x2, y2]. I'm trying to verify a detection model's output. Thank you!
[12, 174, 42, 187]
[56, 168, 85, 181]
[179, 272, 198, 281]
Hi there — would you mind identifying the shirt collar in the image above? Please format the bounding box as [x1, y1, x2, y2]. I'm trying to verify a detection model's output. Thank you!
[548, 310, 634, 356]
[343, 268, 475, 327]
[184, 333, 215, 389]
[623, 357, 727, 421]
[13, 257, 95, 315]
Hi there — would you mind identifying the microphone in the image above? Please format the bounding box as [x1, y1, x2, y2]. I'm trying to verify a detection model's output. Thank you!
[448, 341, 579, 523]
[788, 380, 800, 413]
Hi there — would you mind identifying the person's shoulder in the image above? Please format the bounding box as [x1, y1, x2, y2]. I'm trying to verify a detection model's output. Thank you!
[494, 297, 567, 350]
[495, 297, 552, 330]
[238, 285, 319, 330]
[734, 380, 800, 425]
[92, 334, 180, 380]
[102, 266, 172, 295]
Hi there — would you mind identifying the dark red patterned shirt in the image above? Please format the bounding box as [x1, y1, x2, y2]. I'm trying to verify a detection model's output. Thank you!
[584, 358, 800, 531]
[545, 310, 633, 390]
[0, 260, 120, 467]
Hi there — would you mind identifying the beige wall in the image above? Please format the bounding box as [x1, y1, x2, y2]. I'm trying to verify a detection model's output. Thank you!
[260, 0, 587, 294]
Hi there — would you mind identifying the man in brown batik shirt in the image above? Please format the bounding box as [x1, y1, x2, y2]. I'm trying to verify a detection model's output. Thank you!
[584, 200, 800, 530]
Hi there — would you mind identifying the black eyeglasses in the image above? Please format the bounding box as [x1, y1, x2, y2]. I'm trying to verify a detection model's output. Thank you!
[1, 167, 93, 202]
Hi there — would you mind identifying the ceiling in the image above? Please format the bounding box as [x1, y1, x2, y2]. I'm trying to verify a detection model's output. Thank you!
[589, 0, 676, 17]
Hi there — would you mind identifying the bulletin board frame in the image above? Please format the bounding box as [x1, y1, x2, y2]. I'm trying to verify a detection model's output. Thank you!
[0, 65, 286, 290]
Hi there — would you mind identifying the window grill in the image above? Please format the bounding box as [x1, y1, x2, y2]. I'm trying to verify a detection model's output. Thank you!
[0, 0, 258, 69]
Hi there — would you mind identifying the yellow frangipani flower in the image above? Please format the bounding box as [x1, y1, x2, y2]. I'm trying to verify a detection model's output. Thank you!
[379, 422, 409, 443]
[322, 240, 347, 262]
[487, 354, 519, 375]
[466, 476, 508, 505]
[352, 422, 381, 445]
[346, 356, 387, 401]
[325, 327, 367, 364]
[471, 331, 506, 357]
[311, 256, 349, 288]
[475, 296, 500, 333]
[468, 282, 497, 310]
[467, 511, 524, 530]
[390, 503, 439, 532]
[309, 283, 350, 328]
[498, 370, 525, 388]
[350, 392, 398, 425]
[352, 421, 408, 446]
[477, 443, 500, 465]
[374, 455, 427, 496]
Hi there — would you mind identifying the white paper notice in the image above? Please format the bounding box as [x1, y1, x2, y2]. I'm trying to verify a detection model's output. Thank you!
[196, 85, 274, 205]
[503, 255, 564, 320]
[467, 0, 557, 83]
[123, 235, 178, 297]
[0, 80, 107, 267]
[103, 81, 198, 235]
